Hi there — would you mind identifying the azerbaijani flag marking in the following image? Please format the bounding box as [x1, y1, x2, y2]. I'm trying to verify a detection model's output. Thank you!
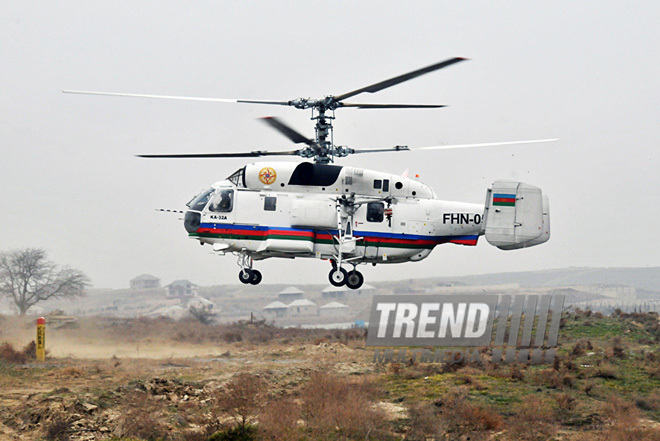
[493, 193, 516, 207]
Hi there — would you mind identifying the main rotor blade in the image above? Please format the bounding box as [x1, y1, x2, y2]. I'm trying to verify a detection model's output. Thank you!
[339, 103, 446, 109]
[414, 139, 558, 151]
[260, 117, 315, 146]
[333, 57, 467, 102]
[62, 90, 291, 106]
[350, 146, 411, 154]
[136, 149, 300, 158]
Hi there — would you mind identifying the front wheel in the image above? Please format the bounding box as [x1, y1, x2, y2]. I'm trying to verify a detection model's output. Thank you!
[328, 268, 348, 287]
[239, 269, 254, 284]
[346, 270, 364, 290]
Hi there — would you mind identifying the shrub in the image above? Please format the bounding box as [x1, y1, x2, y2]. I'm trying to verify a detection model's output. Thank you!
[507, 396, 556, 440]
[434, 387, 502, 439]
[553, 393, 578, 422]
[598, 395, 660, 440]
[406, 402, 440, 441]
[610, 336, 626, 359]
[593, 364, 617, 380]
[214, 373, 266, 430]
[42, 413, 71, 441]
[572, 340, 589, 357]
[300, 371, 387, 440]
[114, 391, 169, 441]
[0, 341, 37, 363]
[209, 425, 257, 441]
[258, 396, 300, 441]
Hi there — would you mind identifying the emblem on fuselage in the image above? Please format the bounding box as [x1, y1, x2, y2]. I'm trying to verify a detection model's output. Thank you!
[258, 167, 277, 185]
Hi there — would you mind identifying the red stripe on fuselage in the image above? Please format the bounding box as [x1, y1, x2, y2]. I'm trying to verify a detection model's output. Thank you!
[197, 227, 314, 238]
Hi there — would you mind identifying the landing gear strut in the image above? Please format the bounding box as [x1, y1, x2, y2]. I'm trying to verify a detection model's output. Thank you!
[237, 253, 262, 285]
[326, 194, 369, 290]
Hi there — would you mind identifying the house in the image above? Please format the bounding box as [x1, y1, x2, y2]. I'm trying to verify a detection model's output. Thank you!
[165, 280, 198, 300]
[287, 299, 317, 317]
[277, 286, 304, 303]
[263, 301, 288, 319]
[319, 301, 350, 318]
[130, 274, 160, 290]
[322, 283, 376, 301]
[321, 285, 347, 302]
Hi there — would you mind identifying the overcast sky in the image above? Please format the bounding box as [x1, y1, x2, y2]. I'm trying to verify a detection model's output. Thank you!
[2, 1, 659, 289]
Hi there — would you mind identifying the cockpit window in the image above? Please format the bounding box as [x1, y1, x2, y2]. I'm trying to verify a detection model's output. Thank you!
[227, 167, 246, 188]
[208, 189, 234, 212]
[187, 188, 214, 211]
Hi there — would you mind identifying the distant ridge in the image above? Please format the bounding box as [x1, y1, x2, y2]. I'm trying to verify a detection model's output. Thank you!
[428, 267, 660, 291]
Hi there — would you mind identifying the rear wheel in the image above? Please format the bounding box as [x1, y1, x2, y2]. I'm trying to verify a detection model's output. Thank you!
[328, 268, 348, 287]
[250, 269, 262, 285]
[239, 269, 253, 284]
[346, 270, 364, 290]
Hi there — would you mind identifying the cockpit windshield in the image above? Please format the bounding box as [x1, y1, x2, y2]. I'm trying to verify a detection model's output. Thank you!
[226, 167, 246, 188]
[187, 188, 214, 211]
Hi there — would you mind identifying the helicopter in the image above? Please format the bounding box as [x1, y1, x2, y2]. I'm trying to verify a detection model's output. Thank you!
[64, 57, 553, 289]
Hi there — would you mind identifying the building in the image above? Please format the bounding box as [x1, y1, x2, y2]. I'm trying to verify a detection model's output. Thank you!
[321, 285, 347, 302]
[277, 286, 305, 303]
[166, 280, 198, 300]
[319, 301, 350, 318]
[130, 274, 160, 290]
[287, 299, 317, 317]
[322, 284, 376, 301]
[263, 301, 288, 319]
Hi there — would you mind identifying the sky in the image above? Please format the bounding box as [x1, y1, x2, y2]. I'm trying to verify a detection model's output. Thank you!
[1, 1, 659, 289]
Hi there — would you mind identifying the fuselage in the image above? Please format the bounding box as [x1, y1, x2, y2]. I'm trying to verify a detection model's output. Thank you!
[183, 162, 484, 263]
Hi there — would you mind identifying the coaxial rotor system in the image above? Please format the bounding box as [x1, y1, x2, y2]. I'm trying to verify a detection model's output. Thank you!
[64, 57, 556, 162]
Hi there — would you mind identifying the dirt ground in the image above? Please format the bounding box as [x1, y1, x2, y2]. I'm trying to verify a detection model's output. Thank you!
[0, 316, 378, 440]
[4, 312, 660, 440]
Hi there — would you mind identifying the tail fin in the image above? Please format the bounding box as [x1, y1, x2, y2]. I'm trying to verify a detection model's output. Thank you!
[483, 181, 550, 250]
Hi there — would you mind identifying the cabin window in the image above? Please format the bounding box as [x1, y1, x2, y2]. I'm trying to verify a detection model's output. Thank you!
[373, 179, 382, 189]
[367, 202, 384, 222]
[208, 189, 234, 212]
[383, 179, 390, 192]
[264, 196, 276, 211]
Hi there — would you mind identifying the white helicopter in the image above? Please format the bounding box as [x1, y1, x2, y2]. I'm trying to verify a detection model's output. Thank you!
[64, 58, 553, 289]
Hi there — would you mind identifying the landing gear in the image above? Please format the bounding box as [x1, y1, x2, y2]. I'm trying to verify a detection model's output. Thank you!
[328, 262, 364, 290]
[238, 268, 263, 285]
[237, 252, 262, 285]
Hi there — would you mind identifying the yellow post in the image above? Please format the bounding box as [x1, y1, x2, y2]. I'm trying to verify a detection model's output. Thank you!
[36, 317, 46, 362]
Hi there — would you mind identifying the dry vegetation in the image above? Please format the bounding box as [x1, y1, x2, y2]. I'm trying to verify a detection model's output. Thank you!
[1, 309, 660, 440]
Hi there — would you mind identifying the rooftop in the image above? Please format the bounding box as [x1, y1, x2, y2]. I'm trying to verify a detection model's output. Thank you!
[287, 299, 317, 307]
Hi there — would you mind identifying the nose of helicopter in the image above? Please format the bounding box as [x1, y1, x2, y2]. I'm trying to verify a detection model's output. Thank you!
[183, 211, 200, 233]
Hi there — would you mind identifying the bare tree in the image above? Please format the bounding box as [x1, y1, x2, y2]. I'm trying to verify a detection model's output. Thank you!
[0, 248, 89, 315]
